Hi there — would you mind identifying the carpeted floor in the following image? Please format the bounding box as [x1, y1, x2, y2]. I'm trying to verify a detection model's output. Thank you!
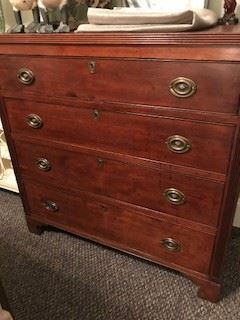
[1, 190, 240, 320]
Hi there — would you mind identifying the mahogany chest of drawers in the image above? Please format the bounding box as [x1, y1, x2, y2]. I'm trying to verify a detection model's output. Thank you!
[0, 25, 240, 302]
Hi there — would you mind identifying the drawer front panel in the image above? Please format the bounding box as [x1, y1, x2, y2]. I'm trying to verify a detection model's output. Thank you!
[16, 141, 223, 227]
[6, 99, 234, 174]
[24, 180, 215, 274]
[1, 56, 239, 113]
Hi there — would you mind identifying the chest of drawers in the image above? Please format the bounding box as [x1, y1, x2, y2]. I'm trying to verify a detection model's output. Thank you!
[0, 26, 240, 302]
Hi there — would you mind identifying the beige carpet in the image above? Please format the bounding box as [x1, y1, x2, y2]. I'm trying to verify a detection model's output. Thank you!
[0, 189, 240, 320]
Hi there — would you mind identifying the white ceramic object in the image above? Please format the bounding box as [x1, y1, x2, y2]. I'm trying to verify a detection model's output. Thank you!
[125, 0, 208, 11]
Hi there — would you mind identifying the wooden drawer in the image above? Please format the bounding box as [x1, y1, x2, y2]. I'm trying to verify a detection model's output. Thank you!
[24, 180, 215, 275]
[1, 56, 239, 113]
[15, 140, 224, 227]
[6, 99, 234, 174]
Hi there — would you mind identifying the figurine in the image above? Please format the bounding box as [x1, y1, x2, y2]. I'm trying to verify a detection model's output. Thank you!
[219, 0, 238, 25]
[8, 0, 41, 33]
[38, 0, 70, 33]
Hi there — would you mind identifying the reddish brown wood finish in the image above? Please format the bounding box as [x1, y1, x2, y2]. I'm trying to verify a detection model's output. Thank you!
[5, 99, 234, 174]
[27, 219, 44, 235]
[210, 127, 240, 280]
[24, 179, 215, 275]
[0, 26, 239, 61]
[0, 26, 240, 303]
[14, 139, 224, 227]
[185, 273, 221, 302]
[0, 57, 239, 113]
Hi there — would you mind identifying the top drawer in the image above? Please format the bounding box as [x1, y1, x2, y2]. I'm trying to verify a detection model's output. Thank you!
[0, 56, 239, 114]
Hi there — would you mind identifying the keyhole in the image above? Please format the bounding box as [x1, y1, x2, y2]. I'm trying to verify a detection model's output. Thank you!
[89, 61, 96, 74]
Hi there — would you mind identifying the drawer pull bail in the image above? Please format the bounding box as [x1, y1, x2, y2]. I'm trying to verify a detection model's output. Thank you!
[164, 188, 185, 205]
[17, 68, 35, 85]
[26, 114, 43, 129]
[36, 158, 51, 171]
[161, 238, 181, 252]
[43, 200, 59, 212]
[166, 135, 191, 154]
[170, 77, 197, 98]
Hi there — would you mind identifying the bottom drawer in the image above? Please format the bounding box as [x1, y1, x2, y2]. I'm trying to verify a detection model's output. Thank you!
[24, 180, 215, 275]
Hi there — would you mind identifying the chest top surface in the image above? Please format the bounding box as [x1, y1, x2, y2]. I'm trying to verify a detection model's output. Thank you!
[0, 25, 239, 61]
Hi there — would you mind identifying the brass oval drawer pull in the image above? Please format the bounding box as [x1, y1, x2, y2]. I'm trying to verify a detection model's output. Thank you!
[88, 60, 96, 74]
[164, 188, 185, 205]
[17, 68, 35, 85]
[43, 200, 59, 212]
[161, 238, 181, 252]
[93, 109, 100, 120]
[36, 158, 51, 171]
[170, 77, 197, 98]
[166, 135, 191, 154]
[26, 114, 43, 129]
